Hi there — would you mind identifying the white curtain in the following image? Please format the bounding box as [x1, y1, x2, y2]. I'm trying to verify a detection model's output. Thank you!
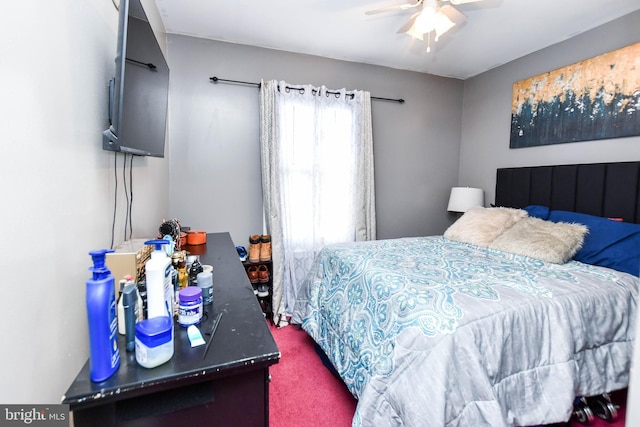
[260, 80, 376, 326]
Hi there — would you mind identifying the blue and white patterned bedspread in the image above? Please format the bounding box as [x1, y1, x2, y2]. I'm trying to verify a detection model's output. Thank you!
[291, 236, 639, 427]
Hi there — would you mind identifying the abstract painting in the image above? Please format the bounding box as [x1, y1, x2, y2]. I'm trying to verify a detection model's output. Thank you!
[510, 42, 640, 148]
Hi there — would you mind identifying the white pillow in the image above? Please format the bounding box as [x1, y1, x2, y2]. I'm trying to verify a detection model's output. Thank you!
[489, 216, 588, 264]
[444, 207, 528, 247]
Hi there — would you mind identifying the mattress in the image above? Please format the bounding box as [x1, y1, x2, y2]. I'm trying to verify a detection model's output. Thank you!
[291, 236, 638, 426]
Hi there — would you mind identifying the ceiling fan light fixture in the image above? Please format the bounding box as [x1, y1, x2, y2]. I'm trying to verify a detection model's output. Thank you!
[411, 5, 455, 42]
[413, 5, 436, 33]
[434, 11, 455, 40]
[406, 25, 425, 40]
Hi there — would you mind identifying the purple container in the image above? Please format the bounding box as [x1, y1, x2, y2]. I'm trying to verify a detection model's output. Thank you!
[178, 287, 203, 327]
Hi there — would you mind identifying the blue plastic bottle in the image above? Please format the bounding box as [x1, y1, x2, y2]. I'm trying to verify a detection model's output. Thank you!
[86, 249, 121, 382]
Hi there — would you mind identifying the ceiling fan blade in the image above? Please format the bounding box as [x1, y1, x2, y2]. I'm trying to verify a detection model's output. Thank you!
[448, 0, 484, 4]
[396, 12, 420, 34]
[365, 1, 422, 15]
[440, 4, 467, 25]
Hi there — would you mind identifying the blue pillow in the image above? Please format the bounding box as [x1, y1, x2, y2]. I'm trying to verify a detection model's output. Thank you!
[524, 205, 550, 220]
[548, 210, 640, 277]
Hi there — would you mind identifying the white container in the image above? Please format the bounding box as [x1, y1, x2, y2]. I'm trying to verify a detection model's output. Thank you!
[145, 240, 173, 319]
[135, 316, 174, 368]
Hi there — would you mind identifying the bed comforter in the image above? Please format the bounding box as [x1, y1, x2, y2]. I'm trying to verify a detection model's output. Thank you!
[291, 236, 638, 427]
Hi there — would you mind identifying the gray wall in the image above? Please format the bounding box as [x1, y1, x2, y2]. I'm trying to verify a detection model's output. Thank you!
[166, 36, 465, 245]
[459, 11, 640, 205]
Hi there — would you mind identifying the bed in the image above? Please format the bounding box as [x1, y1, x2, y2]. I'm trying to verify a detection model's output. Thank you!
[290, 161, 640, 427]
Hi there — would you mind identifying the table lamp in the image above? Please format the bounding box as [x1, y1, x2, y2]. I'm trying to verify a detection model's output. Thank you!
[447, 187, 484, 213]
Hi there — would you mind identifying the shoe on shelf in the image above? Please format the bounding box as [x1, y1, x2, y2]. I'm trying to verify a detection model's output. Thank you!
[236, 246, 248, 262]
[247, 266, 259, 284]
[258, 265, 269, 283]
[249, 235, 261, 263]
[257, 284, 269, 297]
[259, 235, 272, 262]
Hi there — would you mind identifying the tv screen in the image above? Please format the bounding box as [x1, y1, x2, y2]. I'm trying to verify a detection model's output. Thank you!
[103, 0, 169, 158]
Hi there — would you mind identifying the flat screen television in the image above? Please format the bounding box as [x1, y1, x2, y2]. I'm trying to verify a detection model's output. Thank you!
[103, 0, 170, 158]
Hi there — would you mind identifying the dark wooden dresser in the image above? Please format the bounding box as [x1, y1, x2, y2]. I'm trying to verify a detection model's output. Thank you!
[63, 232, 280, 426]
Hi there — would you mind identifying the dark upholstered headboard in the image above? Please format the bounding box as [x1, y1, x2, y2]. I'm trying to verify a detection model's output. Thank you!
[495, 161, 640, 224]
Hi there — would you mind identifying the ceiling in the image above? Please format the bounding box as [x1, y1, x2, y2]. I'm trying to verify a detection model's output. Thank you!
[153, 0, 640, 80]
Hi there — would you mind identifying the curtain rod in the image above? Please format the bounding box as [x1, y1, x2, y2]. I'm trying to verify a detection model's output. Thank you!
[209, 76, 405, 104]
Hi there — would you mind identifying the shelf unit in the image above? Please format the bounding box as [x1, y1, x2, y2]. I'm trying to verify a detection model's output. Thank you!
[242, 259, 273, 322]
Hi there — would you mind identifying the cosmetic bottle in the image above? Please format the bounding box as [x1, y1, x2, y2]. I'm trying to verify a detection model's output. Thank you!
[122, 283, 138, 352]
[86, 249, 121, 382]
[124, 276, 144, 322]
[144, 240, 173, 319]
[117, 279, 126, 335]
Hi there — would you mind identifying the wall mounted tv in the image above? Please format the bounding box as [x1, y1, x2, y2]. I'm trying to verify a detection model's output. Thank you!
[103, 0, 169, 158]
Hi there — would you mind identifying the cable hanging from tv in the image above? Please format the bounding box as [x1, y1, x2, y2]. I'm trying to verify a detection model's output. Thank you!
[209, 76, 405, 104]
[126, 58, 156, 70]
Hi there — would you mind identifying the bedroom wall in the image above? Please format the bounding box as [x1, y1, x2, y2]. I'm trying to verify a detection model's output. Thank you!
[165, 35, 464, 245]
[459, 10, 640, 205]
[0, 0, 169, 404]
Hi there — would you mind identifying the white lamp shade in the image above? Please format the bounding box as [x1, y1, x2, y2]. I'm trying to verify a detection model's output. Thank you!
[447, 187, 484, 213]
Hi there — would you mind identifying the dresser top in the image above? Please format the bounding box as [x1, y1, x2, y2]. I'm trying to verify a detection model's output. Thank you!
[63, 232, 280, 408]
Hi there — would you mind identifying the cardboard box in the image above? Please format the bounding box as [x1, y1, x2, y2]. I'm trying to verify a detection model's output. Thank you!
[107, 239, 154, 296]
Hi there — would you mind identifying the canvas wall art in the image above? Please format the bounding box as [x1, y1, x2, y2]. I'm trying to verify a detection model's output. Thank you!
[510, 41, 640, 149]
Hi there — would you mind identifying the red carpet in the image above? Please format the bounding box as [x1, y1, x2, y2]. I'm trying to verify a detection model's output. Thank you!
[269, 324, 357, 427]
[268, 323, 627, 427]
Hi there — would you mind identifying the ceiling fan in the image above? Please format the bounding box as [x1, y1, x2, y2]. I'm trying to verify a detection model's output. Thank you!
[366, 0, 485, 52]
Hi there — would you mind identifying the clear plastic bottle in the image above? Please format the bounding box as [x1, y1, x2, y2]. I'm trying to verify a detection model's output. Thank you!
[86, 249, 121, 382]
